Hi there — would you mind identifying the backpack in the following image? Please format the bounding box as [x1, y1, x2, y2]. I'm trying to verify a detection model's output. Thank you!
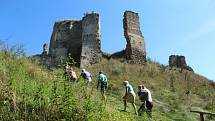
[82, 73, 87, 79]
[101, 80, 107, 86]
[138, 89, 148, 102]
[82, 71, 90, 79]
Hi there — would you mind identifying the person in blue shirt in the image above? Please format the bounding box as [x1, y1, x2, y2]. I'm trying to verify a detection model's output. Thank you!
[97, 71, 108, 102]
[123, 81, 137, 114]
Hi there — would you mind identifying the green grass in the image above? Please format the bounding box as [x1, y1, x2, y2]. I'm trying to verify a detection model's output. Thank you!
[0, 51, 215, 121]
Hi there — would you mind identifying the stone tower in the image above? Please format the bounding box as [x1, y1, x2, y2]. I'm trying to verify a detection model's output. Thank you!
[45, 11, 147, 68]
[169, 55, 193, 72]
[48, 12, 101, 67]
[80, 13, 102, 68]
[49, 20, 82, 64]
[123, 11, 146, 64]
[169, 55, 187, 68]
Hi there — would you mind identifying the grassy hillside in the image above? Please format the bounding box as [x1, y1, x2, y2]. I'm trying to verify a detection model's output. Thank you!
[0, 51, 215, 121]
[89, 59, 215, 121]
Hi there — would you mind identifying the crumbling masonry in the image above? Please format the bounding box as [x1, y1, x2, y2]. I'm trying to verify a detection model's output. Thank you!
[48, 12, 101, 68]
[38, 11, 193, 71]
[40, 11, 146, 68]
[123, 11, 146, 64]
[169, 55, 193, 72]
[80, 13, 102, 68]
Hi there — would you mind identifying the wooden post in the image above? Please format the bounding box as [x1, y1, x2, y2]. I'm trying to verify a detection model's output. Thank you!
[190, 110, 215, 121]
[199, 112, 204, 121]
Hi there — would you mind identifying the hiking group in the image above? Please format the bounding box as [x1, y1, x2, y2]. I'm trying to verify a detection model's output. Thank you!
[64, 63, 153, 118]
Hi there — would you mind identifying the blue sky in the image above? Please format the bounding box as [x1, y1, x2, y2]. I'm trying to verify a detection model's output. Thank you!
[0, 0, 215, 81]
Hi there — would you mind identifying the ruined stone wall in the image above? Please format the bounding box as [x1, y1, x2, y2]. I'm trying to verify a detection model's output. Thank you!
[80, 13, 102, 68]
[49, 20, 82, 65]
[67, 21, 82, 65]
[169, 55, 186, 68]
[47, 11, 147, 68]
[123, 11, 146, 64]
[169, 55, 193, 72]
[48, 13, 101, 67]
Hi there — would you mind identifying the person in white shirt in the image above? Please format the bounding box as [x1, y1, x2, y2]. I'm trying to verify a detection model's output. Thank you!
[80, 69, 92, 85]
[137, 85, 153, 118]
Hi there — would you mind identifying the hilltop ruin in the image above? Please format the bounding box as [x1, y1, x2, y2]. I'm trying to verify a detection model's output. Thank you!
[169, 55, 193, 72]
[39, 11, 146, 68]
[37, 11, 194, 72]
[123, 11, 146, 64]
[48, 12, 102, 68]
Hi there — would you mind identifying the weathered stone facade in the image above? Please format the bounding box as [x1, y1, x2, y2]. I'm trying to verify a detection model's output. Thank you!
[38, 11, 147, 68]
[49, 20, 82, 65]
[169, 55, 193, 72]
[35, 11, 196, 72]
[123, 11, 146, 64]
[80, 13, 102, 68]
[48, 12, 101, 67]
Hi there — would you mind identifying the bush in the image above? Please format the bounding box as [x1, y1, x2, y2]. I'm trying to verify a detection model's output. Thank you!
[0, 40, 25, 57]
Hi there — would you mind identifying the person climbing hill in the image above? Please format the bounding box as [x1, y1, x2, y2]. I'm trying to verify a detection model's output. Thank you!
[69, 67, 77, 82]
[137, 85, 153, 118]
[123, 81, 138, 114]
[97, 71, 108, 102]
[64, 62, 77, 82]
[64, 62, 70, 81]
[80, 69, 92, 85]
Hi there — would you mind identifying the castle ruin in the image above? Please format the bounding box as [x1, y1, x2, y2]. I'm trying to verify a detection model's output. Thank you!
[38, 11, 194, 71]
[169, 55, 193, 72]
[48, 12, 101, 68]
[123, 11, 146, 64]
[40, 11, 146, 68]
[80, 13, 102, 68]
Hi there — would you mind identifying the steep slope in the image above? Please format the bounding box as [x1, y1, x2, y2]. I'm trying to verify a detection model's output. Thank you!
[0, 52, 214, 121]
[88, 59, 215, 121]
